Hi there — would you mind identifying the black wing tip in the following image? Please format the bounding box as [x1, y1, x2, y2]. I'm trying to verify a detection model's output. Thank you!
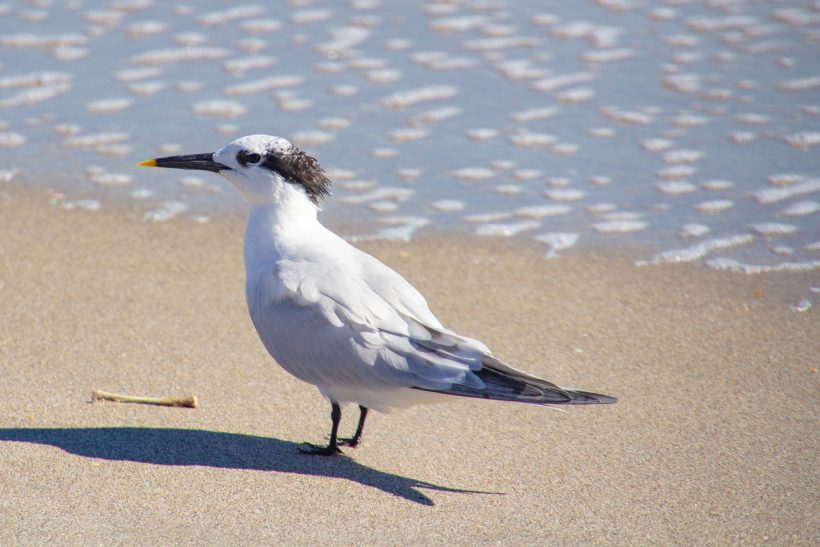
[563, 389, 618, 405]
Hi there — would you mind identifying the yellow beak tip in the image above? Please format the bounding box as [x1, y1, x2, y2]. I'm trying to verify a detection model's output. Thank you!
[137, 159, 157, 167]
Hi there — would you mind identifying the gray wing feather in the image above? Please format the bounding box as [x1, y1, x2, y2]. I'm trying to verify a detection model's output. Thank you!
[253, 246, 615, 405]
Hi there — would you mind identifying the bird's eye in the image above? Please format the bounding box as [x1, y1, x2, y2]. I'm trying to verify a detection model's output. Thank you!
[237, 151, 262, 166]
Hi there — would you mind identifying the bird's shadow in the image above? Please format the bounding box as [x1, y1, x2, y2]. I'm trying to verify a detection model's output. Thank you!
[0, 427, 498, 506]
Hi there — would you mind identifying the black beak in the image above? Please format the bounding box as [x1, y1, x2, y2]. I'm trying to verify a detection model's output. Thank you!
[137, 153, 229, 172]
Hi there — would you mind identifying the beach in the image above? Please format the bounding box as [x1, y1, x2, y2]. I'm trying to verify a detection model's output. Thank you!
[0, 187, 817, 544]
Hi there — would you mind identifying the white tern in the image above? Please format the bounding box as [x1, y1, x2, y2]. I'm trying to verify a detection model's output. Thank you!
[139, 134, 615, 455]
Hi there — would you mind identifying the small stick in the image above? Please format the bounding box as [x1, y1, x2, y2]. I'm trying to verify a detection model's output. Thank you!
[92, 389, 199, 409]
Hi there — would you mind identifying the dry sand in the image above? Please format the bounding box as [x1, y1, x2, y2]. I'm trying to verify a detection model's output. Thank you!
[0, 188, 817, 544]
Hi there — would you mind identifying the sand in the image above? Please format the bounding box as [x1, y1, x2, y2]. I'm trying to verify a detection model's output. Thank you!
[0, 188, 817, 545]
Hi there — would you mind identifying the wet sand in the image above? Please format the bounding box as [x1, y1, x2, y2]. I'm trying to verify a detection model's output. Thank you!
[0, 188, 817, 544]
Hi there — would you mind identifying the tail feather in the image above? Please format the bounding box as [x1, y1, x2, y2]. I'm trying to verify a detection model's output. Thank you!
[413, 354, 617, 405]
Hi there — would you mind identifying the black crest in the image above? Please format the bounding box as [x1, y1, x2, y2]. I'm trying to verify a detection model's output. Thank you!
[261, 146, 331, 204]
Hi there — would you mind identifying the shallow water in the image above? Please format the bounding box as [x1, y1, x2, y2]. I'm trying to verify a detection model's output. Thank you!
[0, 1, 818, 279]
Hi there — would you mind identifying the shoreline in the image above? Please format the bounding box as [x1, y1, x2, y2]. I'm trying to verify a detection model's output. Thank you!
[0, 183, 817, 543]
[3, 182, 818, 307]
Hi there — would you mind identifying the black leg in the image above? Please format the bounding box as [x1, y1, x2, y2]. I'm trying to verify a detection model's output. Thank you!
[299, 402, 343, 456]
[339, 405, 368, 447]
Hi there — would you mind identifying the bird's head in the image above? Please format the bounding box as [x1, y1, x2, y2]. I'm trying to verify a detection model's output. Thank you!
[138, 134, 331, 206]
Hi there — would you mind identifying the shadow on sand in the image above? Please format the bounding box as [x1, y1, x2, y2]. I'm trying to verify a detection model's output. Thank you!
[0, 427, 499, 505]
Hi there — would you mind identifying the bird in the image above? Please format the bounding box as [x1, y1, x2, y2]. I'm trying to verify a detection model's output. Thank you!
[138, 134, 616, 455]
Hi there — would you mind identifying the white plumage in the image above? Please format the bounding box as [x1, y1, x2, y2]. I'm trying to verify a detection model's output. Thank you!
[140, 134, 615, 455]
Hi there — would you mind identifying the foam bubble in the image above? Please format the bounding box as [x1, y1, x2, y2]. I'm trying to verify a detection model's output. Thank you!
[350, 216, 430, 242]
[781, 201, 818, 217]
[510, 107, 560, 124]
[463, 212, 511, 223]
[679, 223, 711, 238]
[491, 185, 522, 195]
[338, 187, 413, 205]
[430, 15, 490, 33]
[196, 5, 266, 26]
[0, 72, 72, 90]
[582, 49, 635, 63]
[215, 124, 238, 136]
[291, 9, 333, 25]
[291, 130, 334, 147]
[475, 220, 540, 237]
[701, 179, 734, 191]
[0, 169, 20, 181]
[531, 72, 595, 92]
[365, 69, 402, 84]
[63, 132, 129, 148]
[0, 84, 72, 108]
[657, 165, 697, 180]
[86, 98, 132, 113]
[672, 113, 708, 127]
[783, 132, 820, 150]
[448, 167, 495, 181]
[729, 131, 756, 144]
[515, 204, 572, 218]
[278, 98, 314, 112]
[339, 180, 375, 191]
[328, 84, 358, 97]
[240, 18, 283, 34]
[593, 220, 647, 233]
[193, 100, 247, 118]
[91, 173, 131, 186]
[0, 132, 26, 147]
[790, 299, 812, 313]
[61, 199, 101, 211]
[382, 85, 458, 109]
[126, 21, 169, 39]
[463, 37, 540, 51]
[396, 169, 421, 182]
[663, 149, 704, 164]
[317, 117, 351, 131]
[641, 138, 674, 152]
[131, 47, 230, 64]
[544, 188, 586, 202]
[751, 222, 797, 236]
[588, 127, 615, 138]
[370, 148, 397, 159]
[510, 131, 557, 148]
[706, 258, 820, 274]
[490, 160, 515, 171]
[655, 181, 696, 195]
[2, 33, 87, 49]
[534, 232, 579, 258]
[513, 169, 542, 181]
[601, 107, 653, 125]
[390, 128, 428, 142]
[129, 188, 153, 200]
[551, 143, 580, 155]
[640, 234, 753, 265]
[430, 199, 464, 212]
[224, 75, 303, 95]
[176, 81, 204, 92]
[223, 56, 277, 75]
[466, 128, 499, 141]
[368, 201, 399, 213]
[145, 201, 188, 222]
[127, 81, 166, 96]
[753, 178, 820, 204]
[768, 174, 804, 186]
[587, 203, 617, 213]
[409, 106, 461, 126]
[695, 199, 734, 213]
[777, 75, 820, 92]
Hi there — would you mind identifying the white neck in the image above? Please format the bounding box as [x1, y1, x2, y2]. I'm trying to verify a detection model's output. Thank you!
[243, 182, 324, 270]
